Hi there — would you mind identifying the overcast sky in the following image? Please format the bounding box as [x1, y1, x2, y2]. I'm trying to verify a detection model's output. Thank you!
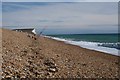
[2, 0, 120, 2]
[2, 2, 118, 34]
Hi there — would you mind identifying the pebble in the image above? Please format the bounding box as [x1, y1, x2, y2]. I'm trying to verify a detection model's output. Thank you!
[81, 63, 87, 67]
[4, 47, 6, 50]
[5, 75, 11, 78]
[22, 50, 27, 53]
[6, 51, 9, 53]
[15, 45, 19, 48]
[44, 59, 55, 67]
[8, 66, 11, 69]
[48, 67, 58, 73]
[48, 72, 52, 76]
[48, 68, 56, 72]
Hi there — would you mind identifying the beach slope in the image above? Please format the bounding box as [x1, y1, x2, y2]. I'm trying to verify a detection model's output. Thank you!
[1, 29, 119, 78]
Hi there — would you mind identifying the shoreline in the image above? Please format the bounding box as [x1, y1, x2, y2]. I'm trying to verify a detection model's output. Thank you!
[45, 36, 119, 57]
[2, 29, 119, 78]
[44, 36, 119, 60]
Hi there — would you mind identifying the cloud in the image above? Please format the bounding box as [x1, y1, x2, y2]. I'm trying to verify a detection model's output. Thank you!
[38, 20, 49, 22]
[53, 20, 64, 23]
[2, 2, 118, 34]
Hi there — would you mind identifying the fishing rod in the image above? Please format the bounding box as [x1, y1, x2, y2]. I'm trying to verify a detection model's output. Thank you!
[38, 26, 48, 36]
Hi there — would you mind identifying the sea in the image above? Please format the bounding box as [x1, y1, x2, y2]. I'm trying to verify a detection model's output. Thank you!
[46, 34, 119, 56]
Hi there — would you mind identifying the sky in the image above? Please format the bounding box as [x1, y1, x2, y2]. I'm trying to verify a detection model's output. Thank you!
[2, 0, 120, 2]
[2, 2, 118, 34]
[0, 2, 1, 27]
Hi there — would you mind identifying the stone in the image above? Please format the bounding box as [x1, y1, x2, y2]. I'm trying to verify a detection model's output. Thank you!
[5, 75, 11, 78]
[6, 51, 9, 53]
[48, 72, 52, 76]
[81, 63, 87, 67]
[48, 67, 58, 73]
[23, 50, 27, 53]
[21, 76, 26, 78]
[35, 52, 39, 54]
[44, 59, 55, 67]
[49, 68, 56, 72]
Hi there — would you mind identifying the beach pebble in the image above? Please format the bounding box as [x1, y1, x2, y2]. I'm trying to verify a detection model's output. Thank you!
[35, 52, 39, 54]
[44, 59, 55, 67]
[48, 67, 58, 73]
[20, 75, 26, 78]
[22, 50, 27, 53]
[81, 63, 87, 67]
[15, 45, 19, 48]
[47, 72, 52, 76]
[6, 51, 9, 53]
[5, 75, 12, 78]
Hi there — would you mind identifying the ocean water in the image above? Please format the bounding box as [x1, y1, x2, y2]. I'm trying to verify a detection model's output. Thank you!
[47, 34, 119, 56]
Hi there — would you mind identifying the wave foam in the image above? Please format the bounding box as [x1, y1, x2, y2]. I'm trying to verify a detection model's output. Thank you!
[46, 36, 119, 56]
